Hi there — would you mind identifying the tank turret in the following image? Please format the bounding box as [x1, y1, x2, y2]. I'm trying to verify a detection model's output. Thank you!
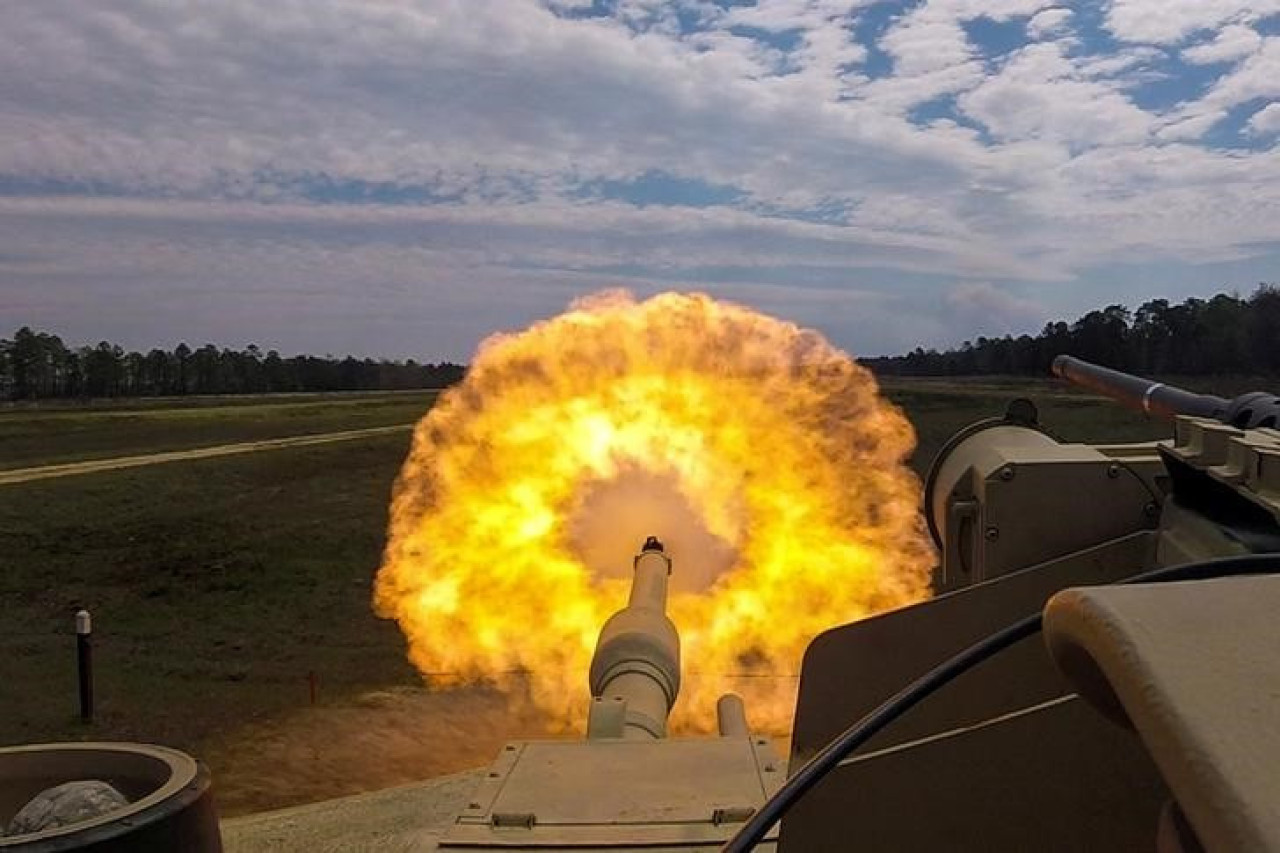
[778, 356, 1280, 852]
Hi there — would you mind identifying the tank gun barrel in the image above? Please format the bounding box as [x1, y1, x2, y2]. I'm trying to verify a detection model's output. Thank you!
[1052, 355, 1229, 420]
[1053, 355, 1280, 429]
[586, 536, 681, 739]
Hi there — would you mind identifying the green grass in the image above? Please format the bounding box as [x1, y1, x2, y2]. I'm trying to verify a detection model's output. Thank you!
[0, 434, 420, 780]
[0, 380, 1178, 815]
[1, 392, 443, 814]
[0, 392, 436, 470]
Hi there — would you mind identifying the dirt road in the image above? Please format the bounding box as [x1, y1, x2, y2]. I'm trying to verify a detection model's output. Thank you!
[0, 424, 414, 486]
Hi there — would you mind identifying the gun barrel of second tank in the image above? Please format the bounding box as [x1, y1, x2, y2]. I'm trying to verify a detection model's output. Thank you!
[1052, 355, 1229, 420]
[587, 537, 681, 739]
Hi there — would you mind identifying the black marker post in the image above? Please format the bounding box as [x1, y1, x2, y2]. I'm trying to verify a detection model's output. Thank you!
[76, 609, 94, 724]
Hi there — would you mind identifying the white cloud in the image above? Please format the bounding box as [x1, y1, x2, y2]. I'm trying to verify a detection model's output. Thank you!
[1104, 0, 1280, 45]
[1155, 112, 1228, 142]
[946, 282, 1046, 334]
[1196, 37, 1280, 106]
[1078, 46, 1165, 79]
[1157, 36, 1280, 139]
[879, 11, 973, 77]
[1248, 102, 1280, 136]
[721, 0, 868, 32]
[860, 0, 1056, 111]
[0, 194, 956, 358]
[958, 42, 1153, 146]
[2, 1, 1280, 356]
[1181, 24, 1263, 65]
[1026, 8, 1072, 40]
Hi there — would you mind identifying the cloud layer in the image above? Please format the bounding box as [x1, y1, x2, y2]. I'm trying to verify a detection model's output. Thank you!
[1, 1, 1278, 358]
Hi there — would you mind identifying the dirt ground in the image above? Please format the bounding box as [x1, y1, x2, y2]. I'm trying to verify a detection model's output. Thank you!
[205, 686, 552, 816]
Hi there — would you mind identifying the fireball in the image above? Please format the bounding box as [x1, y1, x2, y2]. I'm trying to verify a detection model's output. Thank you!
[374, 290, 933, 733]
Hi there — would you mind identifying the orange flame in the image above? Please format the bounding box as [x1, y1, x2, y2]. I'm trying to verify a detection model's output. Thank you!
[375, 291, 933, 733]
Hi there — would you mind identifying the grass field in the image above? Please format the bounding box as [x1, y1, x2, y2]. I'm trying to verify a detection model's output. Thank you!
[0, 391, 437, 470]
[0, 379, 1171, 815]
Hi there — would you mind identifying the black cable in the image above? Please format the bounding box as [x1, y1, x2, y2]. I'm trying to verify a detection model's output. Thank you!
[722, 552, 1280, 852]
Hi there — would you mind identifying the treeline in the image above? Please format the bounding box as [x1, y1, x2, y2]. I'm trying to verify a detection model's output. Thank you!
[0, 328, 465, 400]
[868, 285, 1280, 377]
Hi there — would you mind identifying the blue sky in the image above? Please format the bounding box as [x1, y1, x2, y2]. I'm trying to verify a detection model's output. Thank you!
[1, 0, 1279, 359]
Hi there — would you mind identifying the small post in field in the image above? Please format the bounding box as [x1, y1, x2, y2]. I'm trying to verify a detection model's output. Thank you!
[76, 609, 94, 724]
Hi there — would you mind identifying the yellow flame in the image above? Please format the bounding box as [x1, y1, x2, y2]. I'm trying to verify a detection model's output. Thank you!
[375, 291, 934, 733]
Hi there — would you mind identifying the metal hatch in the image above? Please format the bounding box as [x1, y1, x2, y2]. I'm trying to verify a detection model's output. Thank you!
[441, 736, 783, 849]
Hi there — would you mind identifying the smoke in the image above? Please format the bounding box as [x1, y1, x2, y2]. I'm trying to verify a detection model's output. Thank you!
[566, 465, 738, 594]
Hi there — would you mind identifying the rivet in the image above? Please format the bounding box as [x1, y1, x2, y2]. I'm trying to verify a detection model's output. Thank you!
[985, 526, 999, 541]
[1107, 463, 1121, 479]
[999, 465, 1015, 481]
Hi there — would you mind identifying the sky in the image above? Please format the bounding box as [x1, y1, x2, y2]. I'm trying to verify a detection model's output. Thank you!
[2, 1, 1280, 361]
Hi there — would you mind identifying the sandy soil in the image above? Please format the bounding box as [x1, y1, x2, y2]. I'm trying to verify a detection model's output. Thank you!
[207, 686, 553, 816]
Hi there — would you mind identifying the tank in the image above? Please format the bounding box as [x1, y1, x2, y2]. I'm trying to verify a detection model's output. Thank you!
[435, 536, 786, 851]
[10, 357, 1280, 852]
[782, 357, 1280, 852]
